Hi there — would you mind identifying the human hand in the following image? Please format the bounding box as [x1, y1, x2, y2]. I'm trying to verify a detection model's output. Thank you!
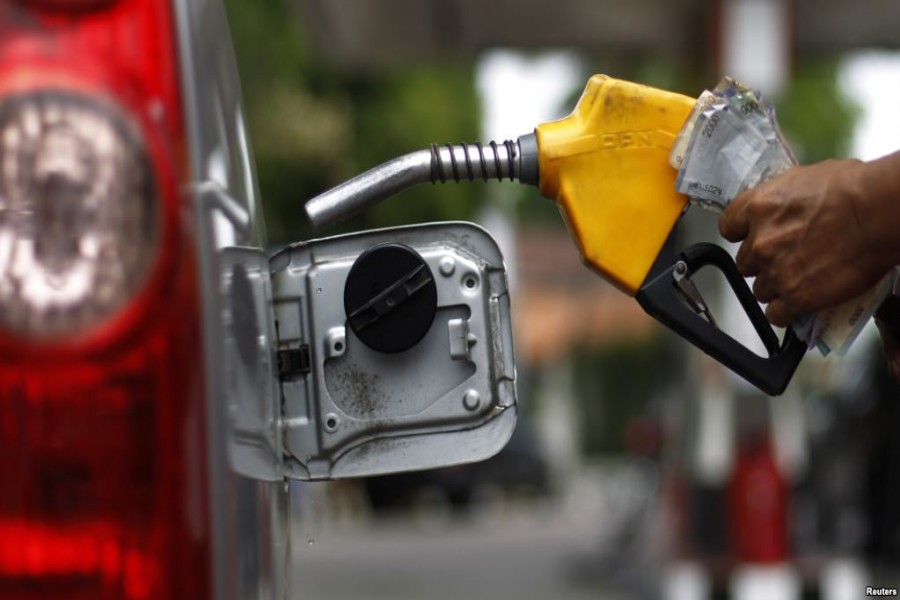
[718, 159, 898, 327]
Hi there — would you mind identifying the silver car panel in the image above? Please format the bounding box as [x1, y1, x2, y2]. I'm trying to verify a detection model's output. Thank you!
[271, 222, 518, 480]
[173, 1, 286, 599]
[174, 2, 520, 599]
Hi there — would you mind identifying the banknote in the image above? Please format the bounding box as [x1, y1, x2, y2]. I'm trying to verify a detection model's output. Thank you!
[813, 270, 896, 356]
[674, 81, 791, 210]
[676, 100, 769, 211]
[670, 90, 718, 169]
[713, 76, 745, 98]
[732, 90, 796, 191]
[766, 103, 798, 166]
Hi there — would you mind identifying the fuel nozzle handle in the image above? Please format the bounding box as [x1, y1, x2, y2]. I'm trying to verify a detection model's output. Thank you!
[532, 75, 696, 295]
[304, 136, 540, 229]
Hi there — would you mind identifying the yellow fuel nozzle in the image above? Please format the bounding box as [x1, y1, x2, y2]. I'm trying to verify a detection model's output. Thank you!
[535, 75, 695, 295]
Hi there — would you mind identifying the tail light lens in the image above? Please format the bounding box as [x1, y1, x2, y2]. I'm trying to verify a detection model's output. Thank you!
[0, 92, 160, 338]
[0, 1, 212, 599]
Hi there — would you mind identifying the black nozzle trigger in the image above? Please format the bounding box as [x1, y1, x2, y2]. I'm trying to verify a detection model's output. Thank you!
[672, 260, 718, 328]
[636, 241, 806, 396]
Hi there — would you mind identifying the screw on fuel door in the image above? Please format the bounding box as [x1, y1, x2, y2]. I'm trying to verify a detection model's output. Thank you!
[343, 243, 438, 353]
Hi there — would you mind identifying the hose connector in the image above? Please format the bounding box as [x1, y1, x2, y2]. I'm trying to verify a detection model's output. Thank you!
[429, 140, 519, 183]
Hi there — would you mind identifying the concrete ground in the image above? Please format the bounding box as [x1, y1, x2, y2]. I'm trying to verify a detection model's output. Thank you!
[291, 508, 634, 600]
[289, 466, 656, 600]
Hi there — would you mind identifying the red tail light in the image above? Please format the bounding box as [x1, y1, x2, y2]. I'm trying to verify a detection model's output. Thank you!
[0, 1, 211, 599]
[0, 91, 161, 339]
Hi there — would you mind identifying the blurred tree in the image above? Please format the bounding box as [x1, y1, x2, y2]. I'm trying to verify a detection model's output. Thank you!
[225, 0, 482, 243]
[572, 336, 675, 455]
[776, 59, 861, 164]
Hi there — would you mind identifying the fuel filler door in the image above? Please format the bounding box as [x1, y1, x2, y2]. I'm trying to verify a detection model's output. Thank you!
[270, 222, 517, 480]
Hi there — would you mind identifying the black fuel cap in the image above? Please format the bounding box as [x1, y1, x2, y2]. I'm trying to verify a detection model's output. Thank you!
[343, 243, 437, 354]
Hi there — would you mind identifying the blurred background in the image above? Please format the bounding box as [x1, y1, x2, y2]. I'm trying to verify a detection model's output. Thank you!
[225, 1, 900, 598]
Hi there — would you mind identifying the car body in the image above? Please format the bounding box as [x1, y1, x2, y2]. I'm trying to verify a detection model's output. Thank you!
[0, 1, 286, 597]
[0, 2, 517, 599]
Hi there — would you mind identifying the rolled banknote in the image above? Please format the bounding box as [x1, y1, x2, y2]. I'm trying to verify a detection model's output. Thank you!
[670, 90, 717, 170]
[676, 99, 769, 211]
[812, 269, 897, 356]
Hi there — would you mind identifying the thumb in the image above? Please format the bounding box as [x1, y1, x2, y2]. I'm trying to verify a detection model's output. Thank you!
[719, 189, 752, 242]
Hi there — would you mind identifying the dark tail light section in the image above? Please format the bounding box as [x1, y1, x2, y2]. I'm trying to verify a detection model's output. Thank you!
[0, 1, 211, 599]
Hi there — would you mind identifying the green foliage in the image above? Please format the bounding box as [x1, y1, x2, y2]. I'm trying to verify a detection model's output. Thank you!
[224, 0, 482, 243]
[571, 336, 674, 455]
[342, 68, 483, 231]
[771, 59, 861, 163]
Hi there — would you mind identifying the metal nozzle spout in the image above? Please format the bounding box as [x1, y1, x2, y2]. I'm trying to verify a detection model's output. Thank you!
[304, 135, 539, 229]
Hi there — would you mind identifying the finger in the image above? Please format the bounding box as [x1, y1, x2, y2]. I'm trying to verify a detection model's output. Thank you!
[765, 298, 794, 328]
[752, 276, 778, 304]
[734, 238, 760, 278]
[719, 190, 753, 242]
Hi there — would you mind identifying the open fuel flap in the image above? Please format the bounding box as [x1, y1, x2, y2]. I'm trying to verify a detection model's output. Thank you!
[269, 222, 517, 480]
